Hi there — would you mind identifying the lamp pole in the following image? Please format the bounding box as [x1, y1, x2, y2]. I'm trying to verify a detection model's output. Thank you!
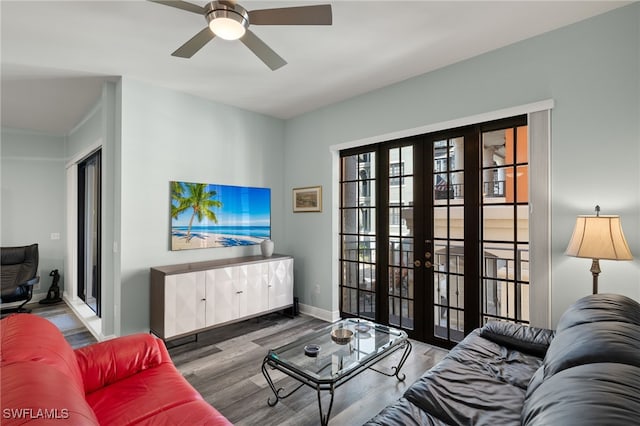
[590, 259, 601, 294]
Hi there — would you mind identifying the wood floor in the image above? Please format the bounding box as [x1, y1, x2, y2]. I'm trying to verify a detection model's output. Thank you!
[30, 302, 448, 426]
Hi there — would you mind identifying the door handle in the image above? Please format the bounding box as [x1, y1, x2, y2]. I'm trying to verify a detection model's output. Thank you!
[414, 260, 422, 267]
[425, 261, 433, 268]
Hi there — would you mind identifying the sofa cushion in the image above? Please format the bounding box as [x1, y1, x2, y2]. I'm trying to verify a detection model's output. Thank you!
[85, 362, 230, 426]
[480, 321, 555, 358]
[1, 314, 85, 394]
[556, 293, 640, 332]
[1, 362, 99, 425]
[363, 398, 449, 426]
[403, 330, 542, 425]
[75, 333, 170, 394]
[522, 363, 640, 426]
[542, 321, 640, 379]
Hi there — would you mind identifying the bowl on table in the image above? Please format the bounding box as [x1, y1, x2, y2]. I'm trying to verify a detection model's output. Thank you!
[331, 328, 353, 345]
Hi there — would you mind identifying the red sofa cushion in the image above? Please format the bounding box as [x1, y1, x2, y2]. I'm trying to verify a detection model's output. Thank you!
[75, 333, 170, 394]
[1, 362, 99, 425]
[85, 363, 230, 425]
[1, 313, 85, 394]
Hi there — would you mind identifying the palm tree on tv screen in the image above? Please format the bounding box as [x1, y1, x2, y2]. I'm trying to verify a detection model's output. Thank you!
[173, 182, 223, 241]
[170, 181, 186, 220]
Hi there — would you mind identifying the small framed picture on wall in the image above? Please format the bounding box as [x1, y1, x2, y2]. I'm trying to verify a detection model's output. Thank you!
[293, 186, 322, 213]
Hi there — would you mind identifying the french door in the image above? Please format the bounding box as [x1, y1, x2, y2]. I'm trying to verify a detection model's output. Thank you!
[340, 116, 529, 348]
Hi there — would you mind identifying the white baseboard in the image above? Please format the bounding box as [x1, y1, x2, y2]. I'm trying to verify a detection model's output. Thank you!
[298, 303, 341, 323]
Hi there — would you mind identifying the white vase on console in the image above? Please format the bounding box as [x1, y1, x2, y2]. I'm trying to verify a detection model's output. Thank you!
[260, 239, 274, 257]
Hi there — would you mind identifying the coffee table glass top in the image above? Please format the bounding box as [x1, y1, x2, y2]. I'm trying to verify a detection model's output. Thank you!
[267, 318, 407, 382]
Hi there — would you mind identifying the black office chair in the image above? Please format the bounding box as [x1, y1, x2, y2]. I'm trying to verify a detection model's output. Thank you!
[1, 243, 40, 313]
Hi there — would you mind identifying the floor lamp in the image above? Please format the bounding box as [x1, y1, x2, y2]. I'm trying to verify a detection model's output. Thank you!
[565, 205, 633, 294]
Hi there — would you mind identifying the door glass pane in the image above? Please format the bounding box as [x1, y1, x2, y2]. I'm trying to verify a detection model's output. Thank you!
[342, 156, 358, 180]
[389, 267, 401, 296]
[359, 263, 374, 291]
[514, 165, 529, 203]
[389, 297, 400, 326]
[434, 173, 450, 201]
[515, 126, 528, 164]
[434, 310, 447, 339]
[483, 166, 506, 201]
[404, 269, 414, 298]
[402, 146, 414, 174]
[389, 207, 401, 236]
[342, 182, 358, 207]
[342, 261, 357, 288]
[360, 292, 375, 319]
[517, 204, 529, 242]
[449, 206, 464, 239]
[401, 238, 413, 268]
[449, 137, 464, 171]
[402, 300, 414, 330]
[483, 242, 512, 279]
[342, 208, 357, 233]
[342, 288, 357, 314]
[434, 208, 448, 239]
[450, 171, 464, 201]
[389, 237, 401, 266]
[484, 205, 514, 241]
[342, 235, 358, 261]
[451, 309, 464, 342]
[449, 274, 464, 309]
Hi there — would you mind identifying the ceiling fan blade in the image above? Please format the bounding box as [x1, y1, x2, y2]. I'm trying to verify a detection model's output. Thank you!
[172, 27, 215, 58]
[248, 4, 332, 25]
[148, 0, 205, 15]
[240, 30, 287, 70]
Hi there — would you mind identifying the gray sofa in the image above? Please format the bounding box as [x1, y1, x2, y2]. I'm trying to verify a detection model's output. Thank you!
[365, 293, 640, 425]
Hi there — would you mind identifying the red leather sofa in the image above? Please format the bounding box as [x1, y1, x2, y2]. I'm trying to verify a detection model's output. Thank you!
[1, 313, 232, 425]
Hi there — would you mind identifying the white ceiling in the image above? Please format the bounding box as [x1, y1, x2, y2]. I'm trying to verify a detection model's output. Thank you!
[1, 0, 631, 135]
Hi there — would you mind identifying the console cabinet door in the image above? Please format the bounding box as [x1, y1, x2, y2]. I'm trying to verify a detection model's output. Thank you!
[210, 267, 238, 324]
[268, 258, 293, 310]
[164, 271, 206, 338]
[242, 263, 269, 317]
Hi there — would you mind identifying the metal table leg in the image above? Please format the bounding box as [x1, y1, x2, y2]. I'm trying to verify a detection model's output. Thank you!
[262, 356, 305, 406]
[317, 384, 335, 426]
[370, 340, 412, 381]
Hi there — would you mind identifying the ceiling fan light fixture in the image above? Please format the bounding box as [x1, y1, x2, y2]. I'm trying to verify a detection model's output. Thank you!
[206, 3, 249, 41]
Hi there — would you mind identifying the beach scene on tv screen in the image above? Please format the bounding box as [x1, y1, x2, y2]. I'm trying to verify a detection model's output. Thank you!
[171, 181, 271, 250]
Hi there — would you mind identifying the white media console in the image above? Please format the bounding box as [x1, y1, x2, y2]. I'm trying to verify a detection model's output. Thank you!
[150, 254, 293, 341]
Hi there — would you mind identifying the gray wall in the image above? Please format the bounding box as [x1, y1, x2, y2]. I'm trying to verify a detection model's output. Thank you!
[283, 3, 640, 326]
[1, 129, 66, 299]
[117, 78, 285, 335]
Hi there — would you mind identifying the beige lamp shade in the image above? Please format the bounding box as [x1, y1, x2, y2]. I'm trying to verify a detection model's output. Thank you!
[566, 215, 633, 260]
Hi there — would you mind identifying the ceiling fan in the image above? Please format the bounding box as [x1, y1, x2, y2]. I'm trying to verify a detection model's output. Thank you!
[149, 1, 332, 70]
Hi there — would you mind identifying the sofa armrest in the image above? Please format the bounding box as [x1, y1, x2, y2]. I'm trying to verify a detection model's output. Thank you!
[75, 333, 172, 394]
[480, 321, 555, 358]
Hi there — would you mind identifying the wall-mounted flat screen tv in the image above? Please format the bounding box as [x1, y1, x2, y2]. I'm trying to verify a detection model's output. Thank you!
[170, 181, 270, 251]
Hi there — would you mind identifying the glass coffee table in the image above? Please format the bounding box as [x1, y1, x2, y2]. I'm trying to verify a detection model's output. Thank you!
[261, 318, 411, 425]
